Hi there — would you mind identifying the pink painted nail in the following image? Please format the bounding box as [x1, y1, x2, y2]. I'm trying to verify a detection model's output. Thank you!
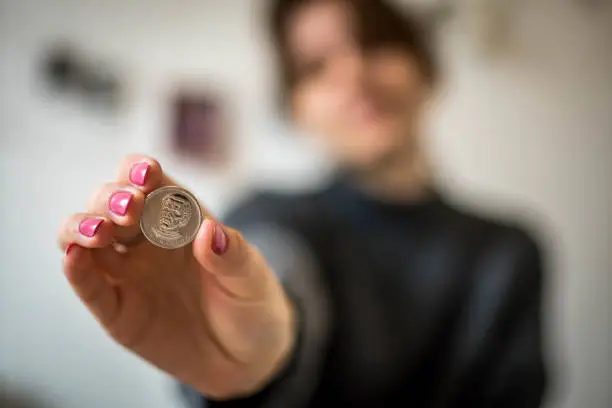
[130, 162, 149, 186]
[79, 218, 103, 238]
[212, 222, 228, 255]
[108, 191, 132, 216]
[65, 243, 76, 255]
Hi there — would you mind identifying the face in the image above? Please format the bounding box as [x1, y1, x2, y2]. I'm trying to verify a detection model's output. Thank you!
[159, 193, 192, 231]
[287, 1, 431, 170]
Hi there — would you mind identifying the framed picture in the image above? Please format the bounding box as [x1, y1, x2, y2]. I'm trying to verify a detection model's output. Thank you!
[170, 89, 228, 166]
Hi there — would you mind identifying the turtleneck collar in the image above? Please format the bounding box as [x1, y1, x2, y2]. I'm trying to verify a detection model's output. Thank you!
[324, 172, 445, 220]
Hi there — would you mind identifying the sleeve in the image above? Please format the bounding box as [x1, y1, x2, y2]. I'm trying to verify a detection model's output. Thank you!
[180, 222, 332, 408]
[450, 229, 549, 408]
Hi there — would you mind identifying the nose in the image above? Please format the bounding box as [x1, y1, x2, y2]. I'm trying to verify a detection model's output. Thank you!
[331, 48, 366, 89]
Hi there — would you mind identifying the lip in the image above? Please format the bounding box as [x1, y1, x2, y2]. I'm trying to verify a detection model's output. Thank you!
[352, 99, 388, 124]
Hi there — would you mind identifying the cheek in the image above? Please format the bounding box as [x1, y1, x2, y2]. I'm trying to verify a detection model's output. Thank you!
[381, 58, 412, 86]
[293, 84, 347, 136]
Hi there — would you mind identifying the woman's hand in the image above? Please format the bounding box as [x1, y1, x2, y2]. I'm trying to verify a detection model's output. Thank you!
[57, 154, 296, 399]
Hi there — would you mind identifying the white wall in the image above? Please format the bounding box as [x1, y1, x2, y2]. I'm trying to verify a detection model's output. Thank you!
[0, 0, 610, 408]
[432, 3, 612, 408]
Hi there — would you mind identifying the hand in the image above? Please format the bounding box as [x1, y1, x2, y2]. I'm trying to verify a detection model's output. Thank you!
[57, 154, 296, 399]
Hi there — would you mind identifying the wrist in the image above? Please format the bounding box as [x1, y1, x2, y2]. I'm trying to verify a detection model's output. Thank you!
[202, 293, 300, 401]
[239, 293, 299, 397]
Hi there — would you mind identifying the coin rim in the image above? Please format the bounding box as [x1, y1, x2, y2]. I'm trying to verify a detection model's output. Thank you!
[140, 186, 203, 249]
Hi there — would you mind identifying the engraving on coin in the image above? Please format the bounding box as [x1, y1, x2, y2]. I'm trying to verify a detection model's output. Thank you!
[153, 193, 192, 241]
[140, 186, 202, 249]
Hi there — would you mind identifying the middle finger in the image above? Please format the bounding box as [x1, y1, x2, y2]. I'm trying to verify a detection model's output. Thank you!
[88, 182, 145, 241]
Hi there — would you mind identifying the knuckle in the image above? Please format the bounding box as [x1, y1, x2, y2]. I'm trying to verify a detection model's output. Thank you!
[119, 154, 140, 175]
[146, 157, 161, 171]
[119, 154, 163, 186]
[122, 153, 142, 166]
[124, 154, 161, 170]
[57, 213, 87, 248]
[57, 216, 73, 247]
[87, 182, 114, 209]
[61, 214, 76, 231]
[69, 213, 86, 231]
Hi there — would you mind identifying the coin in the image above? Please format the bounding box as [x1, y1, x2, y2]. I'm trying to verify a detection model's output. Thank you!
[140, 186, 202, 249]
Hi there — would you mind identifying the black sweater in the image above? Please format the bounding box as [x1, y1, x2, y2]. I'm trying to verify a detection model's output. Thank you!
[182, 178, 548, 408]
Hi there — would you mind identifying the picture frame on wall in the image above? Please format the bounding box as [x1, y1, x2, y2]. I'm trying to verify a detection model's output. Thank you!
[169, 87, 229, 167]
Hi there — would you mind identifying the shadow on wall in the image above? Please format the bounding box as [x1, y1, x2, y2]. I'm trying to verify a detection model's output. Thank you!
[0, 385, 58, 408]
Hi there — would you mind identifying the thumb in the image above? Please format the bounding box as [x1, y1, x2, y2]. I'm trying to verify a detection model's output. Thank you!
[193, 218, 273, 301]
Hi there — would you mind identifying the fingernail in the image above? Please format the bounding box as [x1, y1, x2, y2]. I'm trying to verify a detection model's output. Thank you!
[108, 191, 132, 216]
[211, 221, 228, 255]
[130, 162, 149, 186]
[65, 243, 75, 255]
[79, 218, 103, 238]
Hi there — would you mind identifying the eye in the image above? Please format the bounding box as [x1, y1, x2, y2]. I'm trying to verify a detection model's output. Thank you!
[296, 57, 326, 79]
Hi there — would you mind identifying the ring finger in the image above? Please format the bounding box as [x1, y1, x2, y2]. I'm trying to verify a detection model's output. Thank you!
[58, 213, 115, 252]
[87, 182, 146, 243]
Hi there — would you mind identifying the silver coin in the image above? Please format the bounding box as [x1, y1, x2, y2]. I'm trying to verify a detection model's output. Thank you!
[140, 186, 202, 249]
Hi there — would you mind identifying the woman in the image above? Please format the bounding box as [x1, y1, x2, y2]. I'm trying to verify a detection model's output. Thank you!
[57, 0, 547, 407]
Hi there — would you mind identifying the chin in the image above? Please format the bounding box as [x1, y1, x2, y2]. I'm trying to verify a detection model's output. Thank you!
[345, 142, 403, 172]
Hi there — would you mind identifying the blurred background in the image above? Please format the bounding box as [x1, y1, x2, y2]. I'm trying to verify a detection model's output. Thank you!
[0, 0, 610, 407]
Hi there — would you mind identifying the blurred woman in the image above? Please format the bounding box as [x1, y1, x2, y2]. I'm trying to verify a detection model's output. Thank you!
[58, 0, 548, 407]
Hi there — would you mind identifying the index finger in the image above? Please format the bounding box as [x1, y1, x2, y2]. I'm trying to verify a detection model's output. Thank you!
[116, 154, 174, 193]
[116, 154, 214, 218]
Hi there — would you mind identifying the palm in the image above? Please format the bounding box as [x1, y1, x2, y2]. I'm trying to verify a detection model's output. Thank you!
[88, 242, 242, 386]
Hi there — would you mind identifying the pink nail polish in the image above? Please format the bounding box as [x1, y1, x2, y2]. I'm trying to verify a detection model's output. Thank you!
[130, 162, 149, 186]
[65, 243, 75, 255]
[109, 191, 132, 216]
[212, 222, 228, 255]
[79, 218, 103, 238]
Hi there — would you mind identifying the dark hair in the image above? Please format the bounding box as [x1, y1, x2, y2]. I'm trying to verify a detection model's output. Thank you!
[267, 0, 438, 109]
